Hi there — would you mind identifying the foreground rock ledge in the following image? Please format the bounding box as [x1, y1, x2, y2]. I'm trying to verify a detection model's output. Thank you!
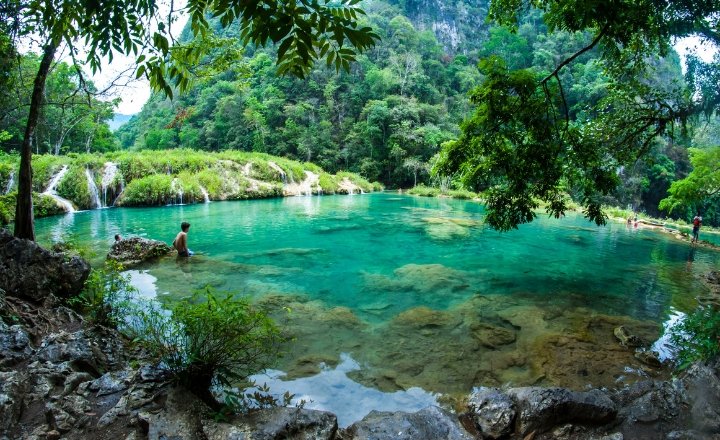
[0, 229, 90, 301]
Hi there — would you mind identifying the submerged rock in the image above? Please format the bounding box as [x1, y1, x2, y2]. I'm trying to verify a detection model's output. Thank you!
[107, 236, 172, 268]
[0, 228, 90, 301]
[614, 326, 644, 348]
[634, 349, 662, 368]
[470, 322, 517, 349]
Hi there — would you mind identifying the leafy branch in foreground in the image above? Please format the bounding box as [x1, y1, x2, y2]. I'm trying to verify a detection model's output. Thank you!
[669, 305, 720, 371]
[435, 0, 716, 231]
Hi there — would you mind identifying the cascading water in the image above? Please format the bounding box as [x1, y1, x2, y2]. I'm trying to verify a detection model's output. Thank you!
[170, 178, 184, 205]
[43, 165, 75, 212]
[302, 171, 320, 196]
[86, 168, 102, 209]
[200, 186, 210, 203]
[268, 161, 287, 184]
[101, 162, 119, 207]
[4, 171, 14, 194]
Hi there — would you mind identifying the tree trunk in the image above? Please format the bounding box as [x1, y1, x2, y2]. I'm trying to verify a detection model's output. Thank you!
[14, 39, 58, 240]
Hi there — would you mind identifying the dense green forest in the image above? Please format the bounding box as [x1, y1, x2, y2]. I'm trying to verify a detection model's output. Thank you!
[0, 0, 718, 227]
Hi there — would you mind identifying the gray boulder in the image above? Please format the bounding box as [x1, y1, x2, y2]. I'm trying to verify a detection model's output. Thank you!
[37, 329, 125, 376]
[205, 407, 339, 440]
[107, 236, 172, 268]
[507, 387, 617, 436]
[466, 387, 516, 439]
[343, 406, 472, 440]
[0, 371, 27, 435]
[141, 387, 208, 440]
[0, 228, 90, 301]
[0, 322, 33, 367]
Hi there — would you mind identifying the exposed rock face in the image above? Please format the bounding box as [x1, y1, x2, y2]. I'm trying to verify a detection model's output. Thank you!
[107, 236, 172, 267]
[209, 407, 339, 440]
[506, 387, 617, 437]
[0, 322, 32, 367]
[466, 387, 516, 439]
[0, 229, 90, 301]
[344, 406, 472, 440]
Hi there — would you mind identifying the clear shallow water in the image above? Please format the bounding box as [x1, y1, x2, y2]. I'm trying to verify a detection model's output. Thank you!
[34, 194, 719, 423]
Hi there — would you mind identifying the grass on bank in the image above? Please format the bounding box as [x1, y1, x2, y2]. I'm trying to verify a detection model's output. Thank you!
[0, 149, 383, 220]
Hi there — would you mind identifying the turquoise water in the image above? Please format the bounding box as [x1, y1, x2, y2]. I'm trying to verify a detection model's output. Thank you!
[34, 193, 719, 422]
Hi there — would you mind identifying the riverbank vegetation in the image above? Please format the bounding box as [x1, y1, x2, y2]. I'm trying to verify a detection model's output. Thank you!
[0, 150, 381, 225]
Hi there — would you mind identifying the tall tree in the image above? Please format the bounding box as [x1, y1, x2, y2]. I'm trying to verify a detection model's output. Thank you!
[4, 0, 379, 240]
[436, 0, 720, 230]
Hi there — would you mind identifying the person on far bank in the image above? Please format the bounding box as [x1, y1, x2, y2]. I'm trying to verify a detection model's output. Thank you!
[173, 222, 194, 257]
[692, 212, 703, 244]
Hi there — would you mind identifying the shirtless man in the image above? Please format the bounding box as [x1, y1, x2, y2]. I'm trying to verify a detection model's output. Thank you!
[173, 222, 192, 257]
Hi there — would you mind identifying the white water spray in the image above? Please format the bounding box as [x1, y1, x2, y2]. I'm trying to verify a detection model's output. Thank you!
[101, 162, 119, 207]
[4, 171, 14, 194]
[200, 186, 210, 203]
[268, 161, 287, 184]
[43, 165, 75, 212]
[86, 168, 102, 209]
[170, 178, 184, 205]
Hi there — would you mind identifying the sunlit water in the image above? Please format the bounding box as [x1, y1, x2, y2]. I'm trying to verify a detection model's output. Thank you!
[34, 193, 719, 425]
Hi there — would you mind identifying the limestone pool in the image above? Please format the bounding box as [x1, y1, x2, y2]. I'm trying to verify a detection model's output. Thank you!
[34, 193, 719, 425]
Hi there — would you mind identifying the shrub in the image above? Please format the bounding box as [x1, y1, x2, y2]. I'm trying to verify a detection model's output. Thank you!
[337, 171, 374, 193]
[118, 174, 174, 206]
[32, 155, 69, 192]
[0, 192, 66, 223]
[68, 260, 135, 327]
[57, 165, 93, 209]
[407, 185, 441, 197]
[196, 169, 224, 199]
[34, 193, 67, 217]
[318, 173, 340, 194]
[669, 305, 720, 370]
[448, 189, 478, 200]
[0, 193, 13, 225]
[128, 289, 284, 408]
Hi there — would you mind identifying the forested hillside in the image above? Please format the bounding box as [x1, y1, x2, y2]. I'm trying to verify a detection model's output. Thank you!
[114, 0, 720, 226]
[0, 0, 717, 226]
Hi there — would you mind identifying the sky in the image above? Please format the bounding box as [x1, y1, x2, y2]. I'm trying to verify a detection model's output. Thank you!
[94, 32, 716, 115]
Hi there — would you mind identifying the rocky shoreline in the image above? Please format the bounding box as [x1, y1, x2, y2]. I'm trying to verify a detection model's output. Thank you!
[2, 230, 720, 439]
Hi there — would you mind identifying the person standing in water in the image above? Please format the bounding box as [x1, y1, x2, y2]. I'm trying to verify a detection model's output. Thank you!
[692, 212, 703, 244]
[173, 222, 193, 257]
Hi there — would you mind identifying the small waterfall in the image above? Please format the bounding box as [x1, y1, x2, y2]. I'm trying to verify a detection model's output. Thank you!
[4, 171, 14, 194]
[43, 165, 75, 212]
[200, 186, 210, 203]
[268, 161, 287, 184]
[101, 162, 119, 207]
[347, 187, 354, 195]
[86, 168, 101, 209]
[300, 171, 320, 196]
[170, 178, 184, 205]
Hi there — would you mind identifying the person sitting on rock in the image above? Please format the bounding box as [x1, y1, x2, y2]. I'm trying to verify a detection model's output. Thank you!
[114, 234, 122, 242]
[173, 222, 193, 257]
